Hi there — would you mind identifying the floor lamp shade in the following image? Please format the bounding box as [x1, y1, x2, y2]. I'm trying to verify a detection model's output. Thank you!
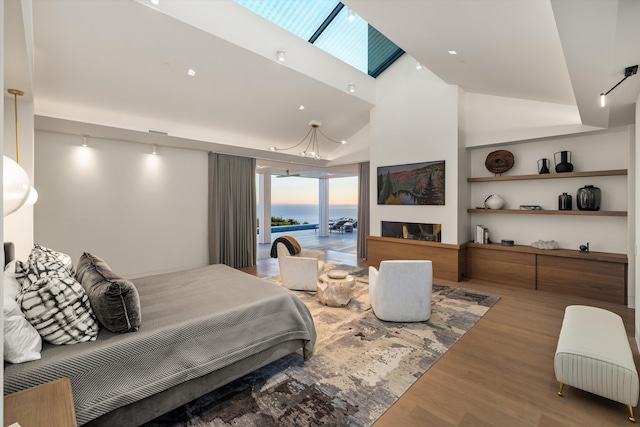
[3, 155, 31, 216]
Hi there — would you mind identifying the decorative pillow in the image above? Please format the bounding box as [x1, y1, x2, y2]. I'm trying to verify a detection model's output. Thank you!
[76, 252, 141, 333]
[18, 275, 99, 345]
[15, 245, 75, 288]
[4, 265, 42, 363]
[29, 243, 75, 277]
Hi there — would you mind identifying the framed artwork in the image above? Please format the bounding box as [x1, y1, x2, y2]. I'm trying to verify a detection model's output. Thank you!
[377, 160, 445, 205]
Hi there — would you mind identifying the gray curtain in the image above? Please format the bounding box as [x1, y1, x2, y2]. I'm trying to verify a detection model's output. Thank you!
[357, 162, 370, 260]
[208, 152, 257, 268]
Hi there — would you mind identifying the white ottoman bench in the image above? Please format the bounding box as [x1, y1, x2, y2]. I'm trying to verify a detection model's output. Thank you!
[555, 305, 639, 422]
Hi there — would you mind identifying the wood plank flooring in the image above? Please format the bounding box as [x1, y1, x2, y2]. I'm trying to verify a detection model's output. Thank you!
[241, 251, 638, 427]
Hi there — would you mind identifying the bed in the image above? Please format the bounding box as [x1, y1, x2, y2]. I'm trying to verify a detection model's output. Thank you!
[3, 244, 316, 426]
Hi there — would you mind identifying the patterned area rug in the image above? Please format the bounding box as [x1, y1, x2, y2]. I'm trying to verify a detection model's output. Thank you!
[144, 264, 499, 427]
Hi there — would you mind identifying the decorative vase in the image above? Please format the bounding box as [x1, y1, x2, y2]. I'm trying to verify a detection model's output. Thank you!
[554, 151, 574, 173]
[558, 193, 572, 210]
[538, 158, 550, 174]
[484, 194, 505, 209]
[576, 185, 601, 211]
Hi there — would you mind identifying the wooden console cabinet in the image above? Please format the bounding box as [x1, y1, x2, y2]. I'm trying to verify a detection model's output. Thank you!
[466, 242, 628, 304]
[366, 236, 467, 282]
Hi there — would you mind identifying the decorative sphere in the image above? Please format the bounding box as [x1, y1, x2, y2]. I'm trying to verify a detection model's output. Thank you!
[484, 194, 505, 209]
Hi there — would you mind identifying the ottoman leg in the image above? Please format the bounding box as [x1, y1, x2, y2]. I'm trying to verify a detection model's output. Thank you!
[557, 382, 564, 397]
[627, 405, 635, 422]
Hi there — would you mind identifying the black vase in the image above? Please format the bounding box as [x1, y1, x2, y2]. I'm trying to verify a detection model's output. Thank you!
[554, 151, 574, 173]
[576, 185, 601, 211]
[558, 193, 572, 210]
[538, 158, 550, 174]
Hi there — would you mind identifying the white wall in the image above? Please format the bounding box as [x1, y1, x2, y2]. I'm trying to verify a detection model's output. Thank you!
[34, 131, 209, 278]
[628, 125, 636, 309]
[636, 95, 640, 350]
[464, 92, 602, 147]
[468, 127, 630, 254]
[369, 55, 461, 244]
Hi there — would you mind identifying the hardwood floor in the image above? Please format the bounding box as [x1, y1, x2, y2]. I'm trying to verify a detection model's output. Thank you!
[242, 251, 638, 427]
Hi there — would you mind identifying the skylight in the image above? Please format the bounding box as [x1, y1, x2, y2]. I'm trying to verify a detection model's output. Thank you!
[234, 0, 403, 78]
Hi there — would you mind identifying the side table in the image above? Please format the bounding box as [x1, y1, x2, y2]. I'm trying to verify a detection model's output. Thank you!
[317, 273, 356, 307]
[4, 378, 77, 427]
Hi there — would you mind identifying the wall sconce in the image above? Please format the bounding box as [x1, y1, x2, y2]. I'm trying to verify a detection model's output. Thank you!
[277, 50, 286, 62]
[347, 82, 356, 93]
[348, 9, 356, 21]
[416, 61, 423, 70]
[600, 65, 638, 107]
[152, 145, 158, 155]
[82, 135, 89, 147]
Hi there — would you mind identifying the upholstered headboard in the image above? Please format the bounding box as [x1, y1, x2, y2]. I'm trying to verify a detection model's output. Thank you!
[5, 242, 15, 267]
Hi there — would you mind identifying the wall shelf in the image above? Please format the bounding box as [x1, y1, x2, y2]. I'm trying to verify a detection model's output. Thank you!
[467, 208, 627, 216]
[467, 169, 627, 182]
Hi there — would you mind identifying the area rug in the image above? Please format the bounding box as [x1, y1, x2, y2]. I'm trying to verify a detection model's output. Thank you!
[144, 264, 499, 427]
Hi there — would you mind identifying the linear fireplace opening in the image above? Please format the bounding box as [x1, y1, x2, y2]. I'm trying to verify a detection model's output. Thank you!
[381, 221, 442, 242]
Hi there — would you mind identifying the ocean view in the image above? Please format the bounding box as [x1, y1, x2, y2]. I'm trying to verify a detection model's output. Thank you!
[260, 204, 358, 225]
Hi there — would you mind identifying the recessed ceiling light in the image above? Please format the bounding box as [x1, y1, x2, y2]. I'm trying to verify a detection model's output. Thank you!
[448, 50, 457, 55]
[299, 105, 305, 110]
[187, 69, 196, 76]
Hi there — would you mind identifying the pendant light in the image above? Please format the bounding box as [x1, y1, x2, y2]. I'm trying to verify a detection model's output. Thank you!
[267, 121, 347, 159]
[3, 89, 37, 216]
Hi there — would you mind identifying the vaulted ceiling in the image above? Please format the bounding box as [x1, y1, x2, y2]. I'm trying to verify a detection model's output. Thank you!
[5, 0, 640, 178]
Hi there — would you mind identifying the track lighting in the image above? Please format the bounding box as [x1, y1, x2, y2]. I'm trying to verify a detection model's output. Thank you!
[599, 65, 638, 107]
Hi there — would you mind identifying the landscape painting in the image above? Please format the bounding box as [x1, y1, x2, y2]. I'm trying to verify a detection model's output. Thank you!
[377, 160, 445, 205]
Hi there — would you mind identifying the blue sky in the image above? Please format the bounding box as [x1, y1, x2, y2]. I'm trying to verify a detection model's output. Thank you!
[271, 176, 358, 205]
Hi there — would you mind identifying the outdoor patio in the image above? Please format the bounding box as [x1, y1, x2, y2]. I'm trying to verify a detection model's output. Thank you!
[257, 227, 357, 260]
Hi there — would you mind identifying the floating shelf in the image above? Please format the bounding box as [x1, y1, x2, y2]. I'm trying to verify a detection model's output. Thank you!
[467, 209, 627, 216]
[467, 169, 627, 182]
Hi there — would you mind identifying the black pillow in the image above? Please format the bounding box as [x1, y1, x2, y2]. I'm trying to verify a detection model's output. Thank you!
[76, 253, 141, 333]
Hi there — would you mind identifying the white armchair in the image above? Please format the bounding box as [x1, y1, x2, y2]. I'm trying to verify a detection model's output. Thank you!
[276, 242, 325, 291]
[369, 260, 433, 322]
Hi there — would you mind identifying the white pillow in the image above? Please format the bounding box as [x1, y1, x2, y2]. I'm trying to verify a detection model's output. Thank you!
[3, 268, 42, 363]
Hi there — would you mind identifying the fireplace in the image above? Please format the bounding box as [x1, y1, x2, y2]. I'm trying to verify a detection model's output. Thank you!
[381, 221, 441, 242]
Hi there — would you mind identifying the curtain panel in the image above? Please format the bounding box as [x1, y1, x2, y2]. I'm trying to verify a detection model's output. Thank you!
[357, 162, 370, 260]
[208, 152, 257, 268]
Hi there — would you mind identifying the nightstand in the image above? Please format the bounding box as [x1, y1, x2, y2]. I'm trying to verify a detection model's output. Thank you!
[4, 378, 77, 427]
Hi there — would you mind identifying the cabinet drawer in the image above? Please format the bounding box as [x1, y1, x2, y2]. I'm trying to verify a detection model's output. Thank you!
[536, 255, 626, 304]
[467, 247, 536, 289]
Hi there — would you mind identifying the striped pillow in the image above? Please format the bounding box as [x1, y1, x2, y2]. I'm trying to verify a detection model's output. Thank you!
[18, 275, 99, 345]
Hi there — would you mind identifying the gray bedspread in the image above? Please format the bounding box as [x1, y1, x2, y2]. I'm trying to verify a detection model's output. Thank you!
[4, 264, 316, 426]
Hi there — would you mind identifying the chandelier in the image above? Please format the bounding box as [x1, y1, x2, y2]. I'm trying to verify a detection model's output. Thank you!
[268, 121, 346, 159]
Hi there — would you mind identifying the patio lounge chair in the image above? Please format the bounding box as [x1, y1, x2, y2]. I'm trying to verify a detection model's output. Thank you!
[329, 219, 348, 233]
